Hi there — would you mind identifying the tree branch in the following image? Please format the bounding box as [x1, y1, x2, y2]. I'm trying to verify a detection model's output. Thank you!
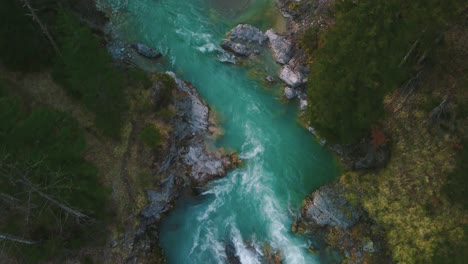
[0, 233, 37, 245]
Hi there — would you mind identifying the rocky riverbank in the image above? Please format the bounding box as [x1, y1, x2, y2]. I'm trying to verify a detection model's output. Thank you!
[128, 71, 239, 263]
[218, 1, 394, 263]
[65, 1, 241, 263]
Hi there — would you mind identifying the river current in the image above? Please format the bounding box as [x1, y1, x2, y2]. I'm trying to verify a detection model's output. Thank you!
[99, 0, 340, 263]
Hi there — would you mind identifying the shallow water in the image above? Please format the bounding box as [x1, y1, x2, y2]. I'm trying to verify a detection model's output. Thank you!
[99, 0, 341, 263]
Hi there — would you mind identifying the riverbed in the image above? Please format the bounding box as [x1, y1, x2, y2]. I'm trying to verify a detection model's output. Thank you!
[99, 0, 340, 263]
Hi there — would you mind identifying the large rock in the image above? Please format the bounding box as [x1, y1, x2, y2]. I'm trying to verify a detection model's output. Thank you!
[141, 174, 178, 220]
[228, 24, 267, 45]
[265, 29, 293, 64]
[302, 183, 361, 228]
[279, 65, 307, 88]
[131, 43, 162, 59]
[297, 89, 308, 111]
[165, 72, 236, 186]
[221, 40, 250, 57]
[284, 86, 297, 100]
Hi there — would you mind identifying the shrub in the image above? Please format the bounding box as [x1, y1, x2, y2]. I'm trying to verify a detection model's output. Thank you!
[53, 9, 126, 138]
[153, 73, 176, 110]
[139, 124, 161, 148]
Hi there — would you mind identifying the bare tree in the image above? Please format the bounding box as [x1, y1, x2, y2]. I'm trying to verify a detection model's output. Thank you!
[18, 0, 62, 57]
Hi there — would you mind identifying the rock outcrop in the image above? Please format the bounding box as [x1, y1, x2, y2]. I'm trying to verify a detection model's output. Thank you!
[265, 29, 293, 64]
[228, 24, 268, 45]
[284, 86, 297, 99]
[279, 65, 307, 88]
[301, 182, 362, 228]
[221, 24, 267, 58]
[160, 72, 237, 186]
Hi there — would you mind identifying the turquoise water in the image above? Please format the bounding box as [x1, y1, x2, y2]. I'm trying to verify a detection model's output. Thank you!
[100, 0, 340, 263]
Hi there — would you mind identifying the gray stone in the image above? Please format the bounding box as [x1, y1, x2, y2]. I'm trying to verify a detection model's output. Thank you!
[141, 174, 177, 220]
[303, 183, 362, 228]
[221, 40, 250, 57]
[299, 98, 308, 111]
[131, 43, 162, 59]
[265, 29, 293, 64]
[284, 86, 297, 99]
[228, 24, 267, 45]
[165, 72, 235, 186]
[279, 65, 307, 88]
[266, 75, 275, 83]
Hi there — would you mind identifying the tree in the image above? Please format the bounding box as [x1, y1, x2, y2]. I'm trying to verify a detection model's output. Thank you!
[307, 0, 464, 143]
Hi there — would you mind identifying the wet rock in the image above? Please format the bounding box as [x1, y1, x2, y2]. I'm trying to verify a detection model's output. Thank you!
[279, 65, 307, 88]
[302, 182, 362, 228]
[266, 75, 276, 83]
[265, 29, 293, 64]
[284, 86, 297, 99]
[225, 243, 242, 264]
[228, 24, 267, 45]
[221, 40, 250, 57]
[131, 43, 162, 59]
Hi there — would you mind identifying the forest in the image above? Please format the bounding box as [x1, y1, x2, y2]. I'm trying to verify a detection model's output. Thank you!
[303, 0, 468, 263]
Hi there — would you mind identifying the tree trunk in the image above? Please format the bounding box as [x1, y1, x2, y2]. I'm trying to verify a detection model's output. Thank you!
[20, 179, 91, 220]
[19, 0, 62, 57]
[0, 233, 37, 245]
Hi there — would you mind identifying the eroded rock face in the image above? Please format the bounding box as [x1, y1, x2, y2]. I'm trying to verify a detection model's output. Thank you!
[265, 29, 293, 64]
[302, 182, 361, 228]
[165, 72, 235, 186]
[279, 65, 307, 88]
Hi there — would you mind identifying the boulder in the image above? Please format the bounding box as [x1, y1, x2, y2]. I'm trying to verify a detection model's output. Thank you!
[266, 75, 275, 83]
[284, 86, 297, 99]
[228, 24, 267, 45]
[131, 42, 162, 59]
[225, 243, 242, 264]
[299, 98, 308, 111]
[265, 29, 293, 64]
[221, 40, 250, 57]
[302, 183, 362, 228]
[279, 65, 307, 88]
[297, 89, 308, 111]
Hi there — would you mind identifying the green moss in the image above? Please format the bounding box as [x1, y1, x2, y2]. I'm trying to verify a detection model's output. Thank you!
[139, 124, 161, 148]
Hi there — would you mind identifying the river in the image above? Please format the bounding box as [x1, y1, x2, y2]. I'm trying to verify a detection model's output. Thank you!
[99, 0, 340, 263]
